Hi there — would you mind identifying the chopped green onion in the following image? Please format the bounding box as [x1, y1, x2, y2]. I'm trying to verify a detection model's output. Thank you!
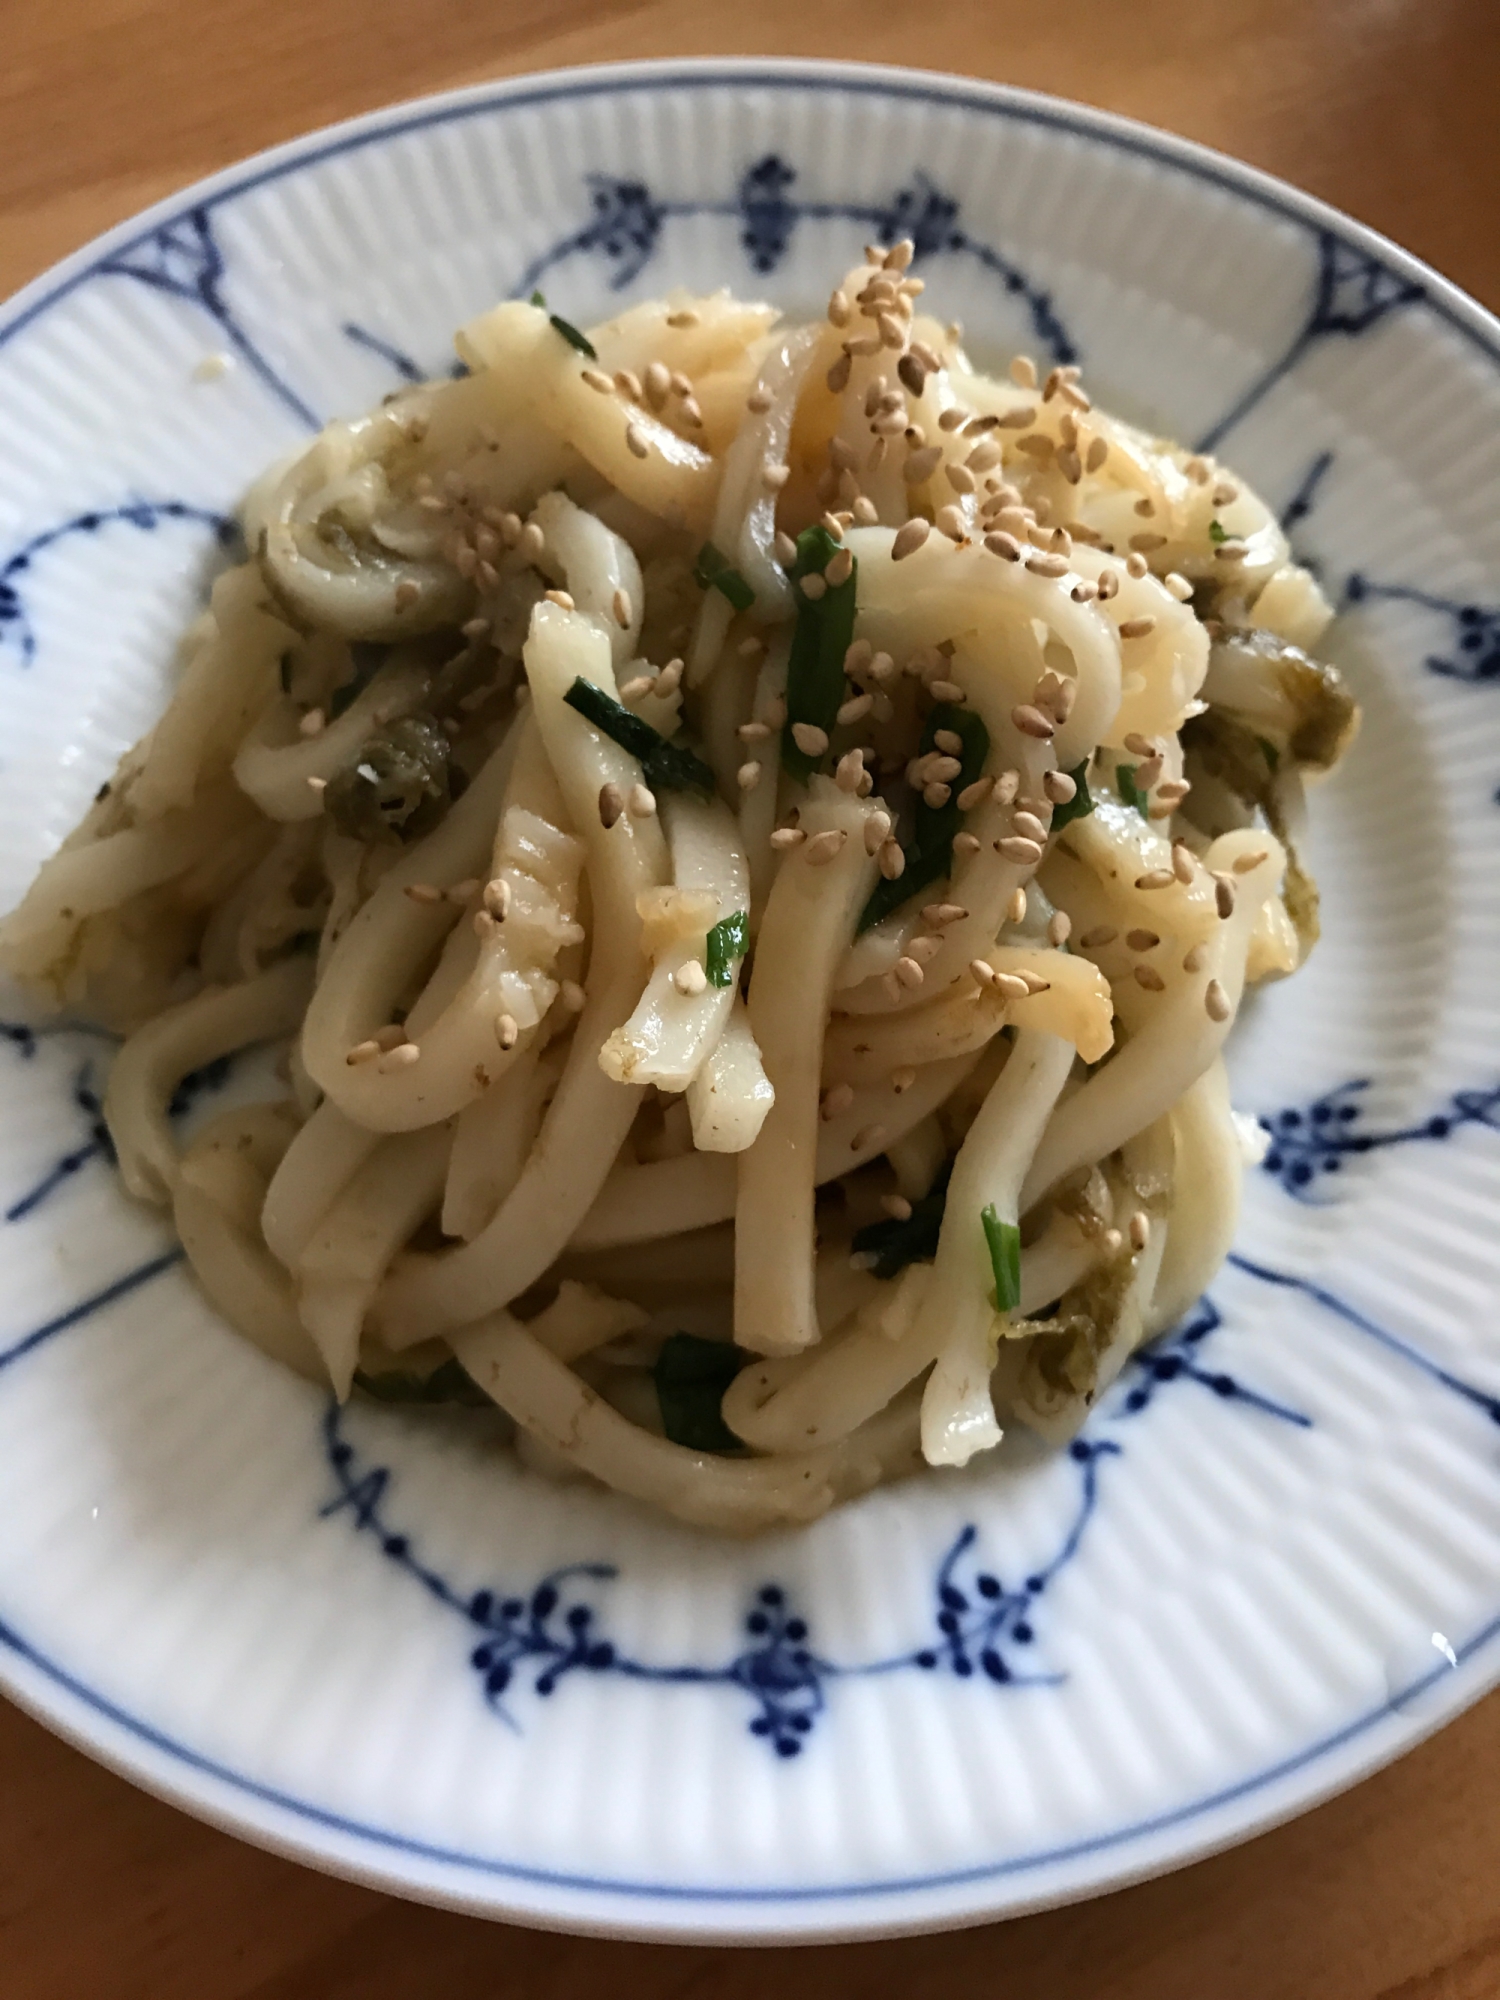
[981, 1206, 1022, 1313]
[704, 909, 749, 987]
[1208, 518, 1227, 544]
[693, 542, 756, 614]
[1256, 734, 1281, 772]
[782, 525, 859, 779]
[653, 1333, 745, 1453]
[1116, 762, 1148, 817]
[548, 312, 597, 360]
[1050, 759, 1095, 831]
[562, 677, 716, 796]
[353, 1357, 490, 1407]
[850, 1160, 954, 1278]
[858, 704, 990, 932]
[529, 289, 547, 308]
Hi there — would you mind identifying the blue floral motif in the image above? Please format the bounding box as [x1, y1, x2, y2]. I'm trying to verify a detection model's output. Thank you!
[510, 158, 1079, 365]
[1343, 573, 1500, 686]
[1279, 447, 1335, 536]
[1117, 1298, 1311, 1426]
[0, 502, 237, 668]
[1259, 1078, 1500, 1201]
[0, 1027, 231, 1224]
[99, 209, 320, 429]
[318, 1403, 1130, 1757]
[1197, 231, 1424, 452]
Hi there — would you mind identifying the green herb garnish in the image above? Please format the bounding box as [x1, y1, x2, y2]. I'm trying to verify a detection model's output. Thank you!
[548, 312, 597, 360]
[562, 677, 716, 796]
[1256, 734, 1281, 772]
[1208, 518, 1227, 544]
[704, 909, 749, 987]
[654, 1333, 745, 1453]
[858, 705, 990, 933]
[694, 542, 756, 614]
[353, 1357, 490, 1407]
[1050, 759, 1095, 831]
[1116, 762, 1148, 817]
[529, 289, 547, 308]
[782, 525, 859, 779]
[850, 1159, 955, 1278]
[982, 1206, 1022, 1313]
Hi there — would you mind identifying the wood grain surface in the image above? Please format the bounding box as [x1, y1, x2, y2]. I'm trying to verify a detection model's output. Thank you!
[2, 4, 1498, 1995]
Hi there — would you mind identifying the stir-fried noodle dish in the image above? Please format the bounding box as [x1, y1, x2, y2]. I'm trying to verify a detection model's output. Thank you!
[1, 245, 1359, 1531]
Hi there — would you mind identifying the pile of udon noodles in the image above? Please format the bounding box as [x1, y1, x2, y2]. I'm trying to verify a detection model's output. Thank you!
[0, 242, 1358, 1531]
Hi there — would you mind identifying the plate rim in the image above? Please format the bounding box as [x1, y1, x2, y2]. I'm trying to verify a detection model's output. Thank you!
[2, 52, 1498, 1943]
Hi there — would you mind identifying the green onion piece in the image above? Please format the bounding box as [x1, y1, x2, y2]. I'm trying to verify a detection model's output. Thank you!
[1050, 759, 1095, 831]
[850, 1159, 954, 1278]
[549, 312, 598, 360]
[1256, 734, 1281, 772]
[653, 1333, 746, 1453]
[981, 1205, 1022, 1314]
[858, 704, 990, 932]
[353, 1357, 490, 1407]
[1208, 518, 1227, 544]
[694, 542, 756, 614]
[1116, 762, 1148, 817]
[562, 677, 716, 796]
[529, 289, 547, 307]
[704, 909, 749, 987]
[782, 525, 859, 779]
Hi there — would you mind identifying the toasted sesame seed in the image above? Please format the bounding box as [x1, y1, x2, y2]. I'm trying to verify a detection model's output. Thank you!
[821, 1082, 855, 1121]
[1164, 572, 1193, 601]
[1012, 810, 1048, 844]
[581, 367, 613, 395]
[735, 760, 762, 793]
[983, 530, 1023, 563]
[1096, 569, 1120, 600]
[921, 781, 951, 808]
[1215, 541, 1249, 562]
[826, 547, 854, 588]
[1118, 616, 1156, 641]
[953, 831, 982, 857]
[1182, 943, 1209, 973]
[1128, 1211, 1151, 1252]
[881, 1192, 914, 1221]
[761, 462, 791, 492]
[833, 750, 864, 794]
[1026, 552, 1071, 578]
[446, 879, 480, 905]
[306, 775, 328, 794]
[804, 828, 848, 866]
[656, 658, 685, 697]
[739, 721, 773, 745]
[558, 979, 587, 1014]
[1133, 963, 1166, 992]
[1085, 437, 1109, 473]
[544, 589, 576, 611]
[878, 838, 906, 880]
[928, 679, 965, 706]
[827, 288, 851, 327]
[1125, 928, 1160, 953]
[892, 518, 931, 561]
[826, 353, 853, 394]
[666, 308, 700, 328]
[1011, 703, 1056, 740]
[671, 960, 707, 998]
[1045, 911, 1071, 948]
[378, 1041, 421, 1072]
[991, 972, 1029, 1000]
[902, 444, 943, 486]
[628, 783, 657, 818]
[1211, 481, 1239, 506]
[800, 573, 828, 603]
[1056, 447, 1083, 485]
[624, 422, 649, 460]
[1135, 756, 1163, 790]
[969, 957, 998, 989]
[482, 878, 512, 921]
[906, 933, 942, 965]
[1124, 551, 1149, 579]
[1042, 769, 1077, 805]
[1232, 850, 1268, 874]
[994, 770, 1021, 807]
[837, 692, 875, 731]
[1001, 888, 1025, 928]
[1135, 868, 1175, 891]
[770, 826, 806, 851]
[1080, 924, 1117, 949]
[1169, 842, 1195, 885]
[893, 956, 925, 989]
[607, 587, 632, 630]
[403, 882, 443, 904]
[945, 462, 978, 498]
[346, 1039, 381, 1066]
[860, 812, 892, 857]
[791, 721, 829, 758]
[1205, 979, 1231, 1022]
[998, 835, 1044, 865]
[598, 783, 624, 829]
[1156, 778, 1192, 805]
[618, 676, 654, 705]
[774, 530, 799, 566]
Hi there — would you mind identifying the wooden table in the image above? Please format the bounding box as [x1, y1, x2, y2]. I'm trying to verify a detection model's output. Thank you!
[3, 5, 1498, 1994]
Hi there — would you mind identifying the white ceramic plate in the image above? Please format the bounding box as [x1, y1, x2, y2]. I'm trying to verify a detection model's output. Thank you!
[2, 59, 1499, 1944]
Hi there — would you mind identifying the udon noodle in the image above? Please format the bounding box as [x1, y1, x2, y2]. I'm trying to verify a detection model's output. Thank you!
[0, 243, 1358, 1532]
